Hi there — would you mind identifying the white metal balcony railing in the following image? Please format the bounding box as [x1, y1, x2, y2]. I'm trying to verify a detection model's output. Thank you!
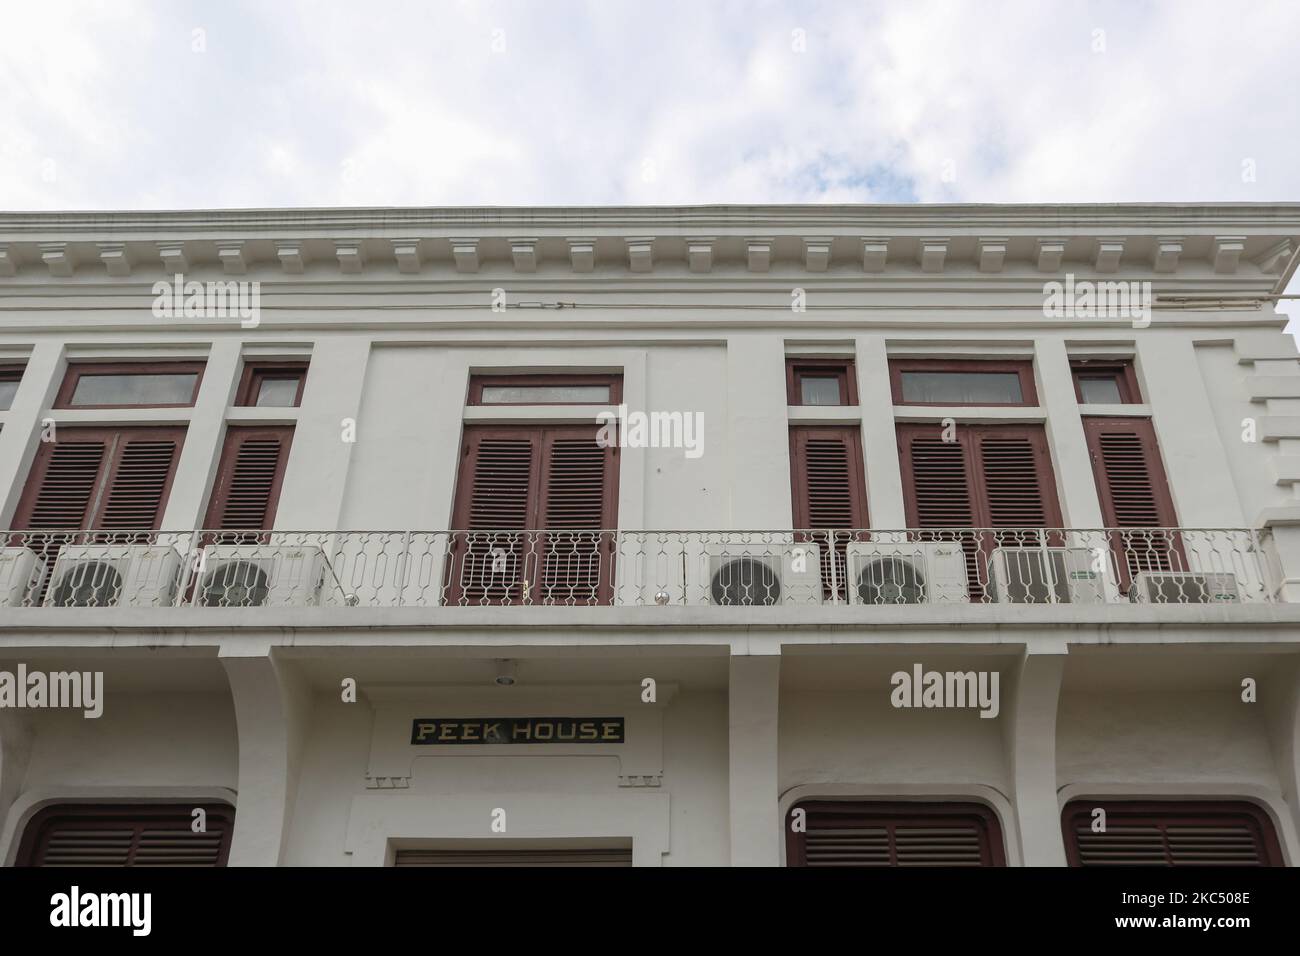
[0, 528, 1275, 610]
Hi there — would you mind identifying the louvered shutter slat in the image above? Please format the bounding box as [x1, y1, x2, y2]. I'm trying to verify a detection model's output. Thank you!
[790, 427, 868, 602]
[977, 437, 1051, 527]
[453, 435, 535, 604]
[21, 441, 107, 529]
[906, 437, 976, 528]
[19, 805, 233, 867]
[790, 802, 1004, 867]
[539, 434, 615, 605]
[98, 439, 181, 532]
[450, 426, 618, 605]
[205, 428, 294, 531]
[1063, 802, 1281, 867]
[1083, 418, 1181, 582]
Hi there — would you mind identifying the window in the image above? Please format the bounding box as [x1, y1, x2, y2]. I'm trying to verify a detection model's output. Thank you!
[786, 801, 1006, 866]
[789, 426, 868, 601]
[14, 426, 187, 532]
[204, 426, 296, 530]
[0, 366, 23, 410]
[787, 358, 857, 406]
[1083, 416, 1181, 591]
[1071, 360, 1140, 404]
[890, 360, 1036, 406]
[237, 362, 308, 408]
[468, 374, 622, 406]
[56, 362, 204, 409]
[897, 423, 1062, 530]
[16, 804, 235, 866]
[1062, 801, 1282, 867]
[446, 425, 619, 605]
[395, 845, 633, 866]
[896, 422, 1063, 599]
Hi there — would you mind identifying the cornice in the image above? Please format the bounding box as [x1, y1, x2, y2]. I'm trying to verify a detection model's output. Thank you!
[0, 203, 1295, 293]
[2, 202, 1300, 233]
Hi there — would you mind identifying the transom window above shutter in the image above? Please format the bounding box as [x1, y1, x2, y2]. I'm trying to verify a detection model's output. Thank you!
[447, 425, 619, 605]
[787, 801, 1006, 867]
[17, 803, 235, 867]
[204, 426, 296, 531]
[790, 426, 869, 601]
[14, 426, 186, 532]
[1063, 801, 1283, 867]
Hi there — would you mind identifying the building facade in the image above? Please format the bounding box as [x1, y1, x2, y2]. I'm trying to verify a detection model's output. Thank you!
[0, 204, 1299, 866]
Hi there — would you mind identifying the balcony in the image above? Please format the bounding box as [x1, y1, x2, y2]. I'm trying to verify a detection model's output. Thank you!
[0, 527, 1277, 610]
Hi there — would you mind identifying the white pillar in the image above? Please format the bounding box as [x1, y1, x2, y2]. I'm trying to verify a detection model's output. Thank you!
[0, 710, 34, 856]
[220, 647, 310, 866]
[0, 341, 64, 527]
[160, 339, 243, 529]
[726, 336, 791, 528]
[729, 652, 781, 866]
[855, 336, 907, 528]
[1003, 645, 1068, 866]
[1035, 338, 1104, 527]
[274, 336, 372, 529]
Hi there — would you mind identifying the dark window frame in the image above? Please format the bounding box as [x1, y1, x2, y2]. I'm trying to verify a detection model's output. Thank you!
[1062, 799, 1283, 867]
[889, 359, 1038, 407]
[0, 364, 24, 411]
[786, 800, 1007, 867]
[16, 802, 236, 867]
[467, 373, 623, 407]
[1071, 359, 1142, 404]
[55, 361, 206, 410]
[786, 358, 858, 407]
[236, 361, 309, 408]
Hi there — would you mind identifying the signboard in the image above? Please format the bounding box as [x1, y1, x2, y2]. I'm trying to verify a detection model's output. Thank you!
[410, 717, 625, 745]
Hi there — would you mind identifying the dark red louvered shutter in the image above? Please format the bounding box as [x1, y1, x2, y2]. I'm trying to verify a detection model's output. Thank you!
[787, 802, 1005, 867]
[17, 804, 235, 867]
[204, 426, 295, 531]
[1083, 418, 1177, 528]
[898, 423, 1061, 598]
[447, 428, 539, 605]
[447, 425, 618, 605]
[790, 426, 868, 601]
[1083, 417, 1181, 584]
[96, 429, 185, 534]
[1063, 801, 1282, 867]
[14, 427, 184, 533]
[971, 426, 1062, 529]
[898, 425, 976, 529]
[538, 427, 618, 605]
[13, 431, 110, 531]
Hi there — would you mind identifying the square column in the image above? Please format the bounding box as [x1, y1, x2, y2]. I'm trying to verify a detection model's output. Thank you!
[729, 652, 781, 866]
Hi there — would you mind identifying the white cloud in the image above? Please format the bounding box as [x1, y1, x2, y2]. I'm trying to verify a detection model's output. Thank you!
[0, 0, 1296, 325]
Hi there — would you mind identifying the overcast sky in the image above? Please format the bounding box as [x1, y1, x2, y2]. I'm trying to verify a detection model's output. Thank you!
[1, 0, 1296, 314]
